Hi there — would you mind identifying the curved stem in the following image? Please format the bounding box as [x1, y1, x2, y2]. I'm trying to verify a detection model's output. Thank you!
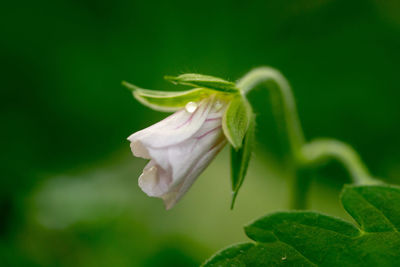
[237, 67, 380, 209]
[237, 67, 305, 158]
[301, 139, 378, 185]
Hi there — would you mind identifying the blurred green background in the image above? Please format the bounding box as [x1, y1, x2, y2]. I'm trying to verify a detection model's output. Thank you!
[1, 0, 400, 266]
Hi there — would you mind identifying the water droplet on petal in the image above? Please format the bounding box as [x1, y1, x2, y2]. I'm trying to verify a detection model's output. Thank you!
[185, 101, 197, 113]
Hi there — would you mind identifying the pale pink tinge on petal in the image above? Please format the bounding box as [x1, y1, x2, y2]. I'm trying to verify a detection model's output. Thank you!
[138, 160, 172, 197]
[127, 98, 213, 148]
[130, 140, 150, 159]
[162, 138, 226, 209]
[135, 120, 224, 193]
[128, 96, 228, 209]
[167, 121, 224, 187]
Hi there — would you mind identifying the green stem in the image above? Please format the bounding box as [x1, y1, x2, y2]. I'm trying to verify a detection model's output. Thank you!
[301, 139, 378, 185]
[237, 67, 380, 209]
[291, 168, 312, 210]
[238, 67, 305, 157]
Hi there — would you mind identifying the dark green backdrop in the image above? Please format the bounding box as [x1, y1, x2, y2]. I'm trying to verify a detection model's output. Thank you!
[1, 0, 399, 266]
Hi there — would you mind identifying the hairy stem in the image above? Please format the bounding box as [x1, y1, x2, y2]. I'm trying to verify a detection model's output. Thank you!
[237, 67, 380, 209]
[238, 67, 305, 157]
[301, 139, 378, 185]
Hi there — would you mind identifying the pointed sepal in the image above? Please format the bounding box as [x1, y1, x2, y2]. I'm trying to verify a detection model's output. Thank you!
[222, 96, 252, 149]
[122, 81, 213, 112]
[165, 73, 239, 93]
[230, 114, 255, 209]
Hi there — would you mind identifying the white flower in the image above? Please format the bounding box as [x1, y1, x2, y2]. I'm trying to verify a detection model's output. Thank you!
[127, 96, 227, 209]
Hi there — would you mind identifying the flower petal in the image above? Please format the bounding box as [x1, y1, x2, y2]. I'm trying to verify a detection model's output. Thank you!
[137, 118, 224, 190]
[135, 114, 225, 202]
[167, 118, 224, 187]
[129, 95, 229, 209]
[138, 160, 172, 197]
[127, 98, 213, 149]
[130, 139, 151, 159]
[162, 138, 226, 209]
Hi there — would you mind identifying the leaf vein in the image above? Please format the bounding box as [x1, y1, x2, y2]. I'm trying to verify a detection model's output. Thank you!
[353, 190, 399, 233]
[268, 231, 319, 266]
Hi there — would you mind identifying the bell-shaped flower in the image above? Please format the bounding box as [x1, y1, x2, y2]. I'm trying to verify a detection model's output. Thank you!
[124, 73, 254, 209]
[128, 97, 227, 209]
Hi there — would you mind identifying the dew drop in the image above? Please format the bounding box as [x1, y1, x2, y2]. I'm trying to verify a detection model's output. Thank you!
[185, 101, 198, 113]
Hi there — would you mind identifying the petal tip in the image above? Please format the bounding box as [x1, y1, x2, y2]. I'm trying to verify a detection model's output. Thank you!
[130, 140, 151, 159]
[163, 194, 178, 210]
[138, 165, 159, 197]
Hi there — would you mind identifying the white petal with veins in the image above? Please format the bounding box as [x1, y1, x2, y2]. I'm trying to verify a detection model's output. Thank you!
[128, 96, 228, 209]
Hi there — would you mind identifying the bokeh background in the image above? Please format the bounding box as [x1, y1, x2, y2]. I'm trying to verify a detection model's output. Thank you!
[1, 0, 400, 266]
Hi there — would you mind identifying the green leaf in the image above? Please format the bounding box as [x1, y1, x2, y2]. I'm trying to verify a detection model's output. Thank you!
[222, 96, 252, 150]
[341, 185, 400, 232]
[201, 243, 254, 267]
[202, 241, 315, 267]
[165, 73, 239, 93]
[229, 114, 255, 209]
[122, 81, 213, 112]
[203, 184, 400, 267]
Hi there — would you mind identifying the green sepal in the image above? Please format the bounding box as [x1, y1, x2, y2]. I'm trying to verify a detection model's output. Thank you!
[230, 114, 255, 209]
[222, 96, 252, 150]
[165, 73, 239, 93]
[122, 81, 212, 112]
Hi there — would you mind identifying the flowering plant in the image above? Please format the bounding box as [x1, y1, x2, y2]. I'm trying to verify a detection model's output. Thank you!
[124, 74, 253, 209]
[124, 67, 400, 266]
